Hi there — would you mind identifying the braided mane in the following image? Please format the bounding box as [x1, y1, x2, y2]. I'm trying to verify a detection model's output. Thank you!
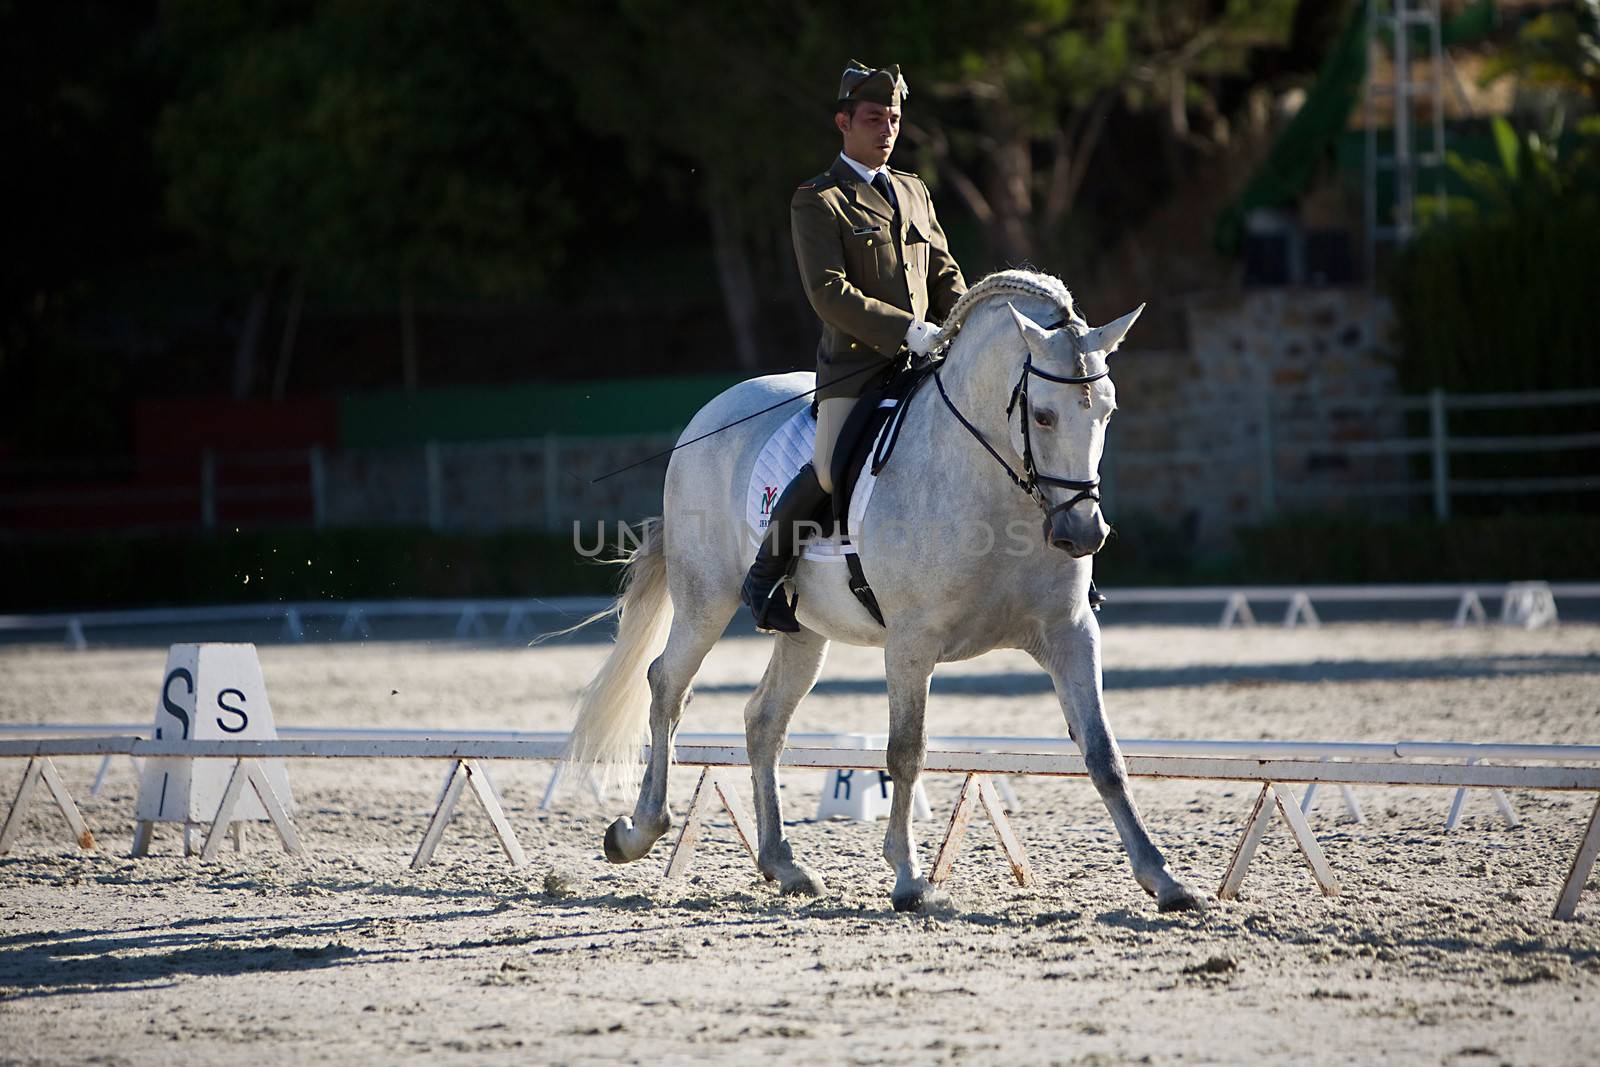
[937, 268, 1098, 399]
[938, 269, 1085, 344]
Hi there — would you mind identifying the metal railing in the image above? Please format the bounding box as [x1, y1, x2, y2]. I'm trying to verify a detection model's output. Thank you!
[2, 387, 1595, 534]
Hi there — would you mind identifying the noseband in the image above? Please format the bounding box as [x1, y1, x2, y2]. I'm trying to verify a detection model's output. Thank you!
[932, 316, 1108, 530]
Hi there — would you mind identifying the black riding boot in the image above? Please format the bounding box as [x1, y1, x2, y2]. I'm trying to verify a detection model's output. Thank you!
[1089, 580, 1106, 612]
[741, 463, 830, 633]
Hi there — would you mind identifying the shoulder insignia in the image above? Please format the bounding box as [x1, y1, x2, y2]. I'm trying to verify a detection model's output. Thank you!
[889, 166, 920, 178]
[795, 173, 837, 194]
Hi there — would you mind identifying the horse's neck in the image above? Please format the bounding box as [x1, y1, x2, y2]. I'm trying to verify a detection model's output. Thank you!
[891, 309, 1030, 514]
[932, 308, 1023, 450]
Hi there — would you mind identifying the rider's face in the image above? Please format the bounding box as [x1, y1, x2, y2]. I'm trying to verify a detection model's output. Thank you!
[837, 102, 901, 169]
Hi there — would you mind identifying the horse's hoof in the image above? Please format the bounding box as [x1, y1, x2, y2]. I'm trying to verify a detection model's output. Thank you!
[778, 865, 827, 897]
[891, 879, 951, 914]
[603, 817, 637, 864]
[1157, 883, 1208, 914]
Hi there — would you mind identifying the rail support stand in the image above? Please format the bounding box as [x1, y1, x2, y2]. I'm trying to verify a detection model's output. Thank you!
[200, 759, 302, 861]
[1, 757, 96, 854]
[1453, 590, 1487, 628]
[411, 759, 526, 870]
[930, 772, 1035, 888]
[1283, 591, 1320, 629]
[1219, 592, 1256, 628]
[1444, 759, 1519, 831]
[1218, 782, 1339, 900]
[664, 768, 761, 881]
[338, 608, 372, 639]
[1299, 760, 1366, 825]
[1554, 795, 1600, 921]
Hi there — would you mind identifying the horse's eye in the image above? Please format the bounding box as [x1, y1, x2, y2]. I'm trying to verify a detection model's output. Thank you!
[1033, 410, 1054, 429]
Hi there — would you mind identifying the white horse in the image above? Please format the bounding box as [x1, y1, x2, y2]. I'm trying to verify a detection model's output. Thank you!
[566, 269, 1205, 913]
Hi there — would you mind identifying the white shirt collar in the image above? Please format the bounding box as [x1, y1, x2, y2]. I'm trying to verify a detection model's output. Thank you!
[838, 152, 888, 184]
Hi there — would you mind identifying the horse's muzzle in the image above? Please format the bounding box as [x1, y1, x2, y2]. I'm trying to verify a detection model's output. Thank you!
[1047, 504, 1109, 557]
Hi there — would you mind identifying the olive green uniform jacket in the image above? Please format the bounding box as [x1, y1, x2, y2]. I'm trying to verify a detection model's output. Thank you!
[791, 157, 966, 402]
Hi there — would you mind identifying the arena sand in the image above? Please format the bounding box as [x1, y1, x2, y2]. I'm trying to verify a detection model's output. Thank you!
[1, 622, 1597, 1065]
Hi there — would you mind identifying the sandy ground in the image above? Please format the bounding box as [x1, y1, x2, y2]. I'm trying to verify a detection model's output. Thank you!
[1, 620, 1598, 1066]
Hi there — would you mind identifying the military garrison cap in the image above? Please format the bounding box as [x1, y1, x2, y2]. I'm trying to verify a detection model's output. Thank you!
[837, 60, 908, 107]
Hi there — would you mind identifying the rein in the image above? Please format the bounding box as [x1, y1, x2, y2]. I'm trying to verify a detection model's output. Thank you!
[932, 315, 1107, 527]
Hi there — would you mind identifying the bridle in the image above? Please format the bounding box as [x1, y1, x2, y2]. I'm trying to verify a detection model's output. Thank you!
[931, 314, 1108, 531]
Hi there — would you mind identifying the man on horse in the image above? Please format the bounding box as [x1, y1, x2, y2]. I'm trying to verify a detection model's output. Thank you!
[740, 60, 967, 633]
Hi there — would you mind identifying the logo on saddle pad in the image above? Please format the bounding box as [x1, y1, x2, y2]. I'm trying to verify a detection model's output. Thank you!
[760, 485, 780, 522]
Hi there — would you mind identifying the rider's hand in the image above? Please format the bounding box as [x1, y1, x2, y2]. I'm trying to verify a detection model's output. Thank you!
[905, 320, 942, 357]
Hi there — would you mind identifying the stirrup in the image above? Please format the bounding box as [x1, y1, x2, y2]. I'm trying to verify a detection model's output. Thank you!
[742, 564, 801, 633]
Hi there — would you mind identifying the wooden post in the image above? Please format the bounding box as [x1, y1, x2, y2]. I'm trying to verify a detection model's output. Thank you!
[410, 759, 526, 870]
[930, 772, 1033, 888]
[1219, 784, 1276, 899]
[200, 448, 218, 530]
[1257, 390, 1276, 519]
[543, 433, 560, 532]
[1554, 795, 1600, 921]
[1219, 783, 1338, 899]
[308, 446, 327, 529]
[1, 757, 96, 854]
[200, 759, 302, 860]
[1429, 387, 1449, 520]
[664, 768, 761, 881]
[425, 441, 444, 530]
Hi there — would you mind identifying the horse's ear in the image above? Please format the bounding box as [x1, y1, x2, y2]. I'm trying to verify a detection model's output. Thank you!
[1006, 302, 1051, 359]
[1084, 304, 1145, 357]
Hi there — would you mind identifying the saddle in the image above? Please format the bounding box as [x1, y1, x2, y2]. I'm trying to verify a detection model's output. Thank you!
[817, 359, 939, 626]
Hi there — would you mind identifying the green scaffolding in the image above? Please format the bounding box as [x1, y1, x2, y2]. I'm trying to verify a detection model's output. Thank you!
[1214, 0, 1498, 256]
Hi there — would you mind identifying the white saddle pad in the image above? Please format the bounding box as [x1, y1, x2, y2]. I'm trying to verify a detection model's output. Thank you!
[746, 406, 884, 562]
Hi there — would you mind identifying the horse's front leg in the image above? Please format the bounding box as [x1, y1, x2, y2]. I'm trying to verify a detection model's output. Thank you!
[882, 640, 945, 912]
[1040, 617, 1206, 913]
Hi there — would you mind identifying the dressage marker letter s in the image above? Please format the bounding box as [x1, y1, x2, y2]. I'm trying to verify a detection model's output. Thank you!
[215, 688, 249, 734]
[134, 644, 294, 840]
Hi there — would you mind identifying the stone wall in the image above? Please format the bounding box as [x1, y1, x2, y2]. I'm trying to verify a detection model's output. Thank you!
[314, 288, 1405, 549]
[321, 435, 677, 532]
[1104, 287, 1406, 549]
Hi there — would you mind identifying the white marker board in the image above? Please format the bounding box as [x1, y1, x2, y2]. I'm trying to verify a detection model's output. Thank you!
[135, 644, 294, 823]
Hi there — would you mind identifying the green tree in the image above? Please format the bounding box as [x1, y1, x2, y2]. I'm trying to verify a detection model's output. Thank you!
[532, 0, 829, 370]
[875, 0, 1300, 266]
[535, 0, 1300, 367]
[156, 0, 577, 395]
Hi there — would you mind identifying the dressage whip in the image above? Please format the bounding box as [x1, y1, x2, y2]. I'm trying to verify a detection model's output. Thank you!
[588, 361, 891, 484]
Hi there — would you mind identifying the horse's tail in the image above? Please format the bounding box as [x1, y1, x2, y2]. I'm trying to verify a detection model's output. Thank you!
[563, 517, 673, 785]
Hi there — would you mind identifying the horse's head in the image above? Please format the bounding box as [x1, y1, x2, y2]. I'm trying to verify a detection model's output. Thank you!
[1004, 302, 1143, 556]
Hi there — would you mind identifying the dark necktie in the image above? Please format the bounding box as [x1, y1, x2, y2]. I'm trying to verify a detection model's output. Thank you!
[871, 172, 899, 223]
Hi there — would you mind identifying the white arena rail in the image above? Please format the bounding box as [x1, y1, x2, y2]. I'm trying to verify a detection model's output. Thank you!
[0, 597, 613, 649]
[6, 723, 1596, 829]
[5, 723, 1597, 830]
[4, 582, 1600, 648]
[3, 735, 1598, 921]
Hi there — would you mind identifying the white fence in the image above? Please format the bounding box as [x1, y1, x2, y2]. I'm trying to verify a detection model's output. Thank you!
[4, 732, 1599, 920]
[1103, 385, 1600, 524]
[5, 582, 1599, 650]
[3, 387, 1596, 535]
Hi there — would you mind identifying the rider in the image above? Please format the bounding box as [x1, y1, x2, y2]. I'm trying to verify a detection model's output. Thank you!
[739, 60, 966, 633]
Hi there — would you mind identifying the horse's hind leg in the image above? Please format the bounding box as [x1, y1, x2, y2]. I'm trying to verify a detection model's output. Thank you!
[604, 599, 734, 863]
[745, 628, 830, 895]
